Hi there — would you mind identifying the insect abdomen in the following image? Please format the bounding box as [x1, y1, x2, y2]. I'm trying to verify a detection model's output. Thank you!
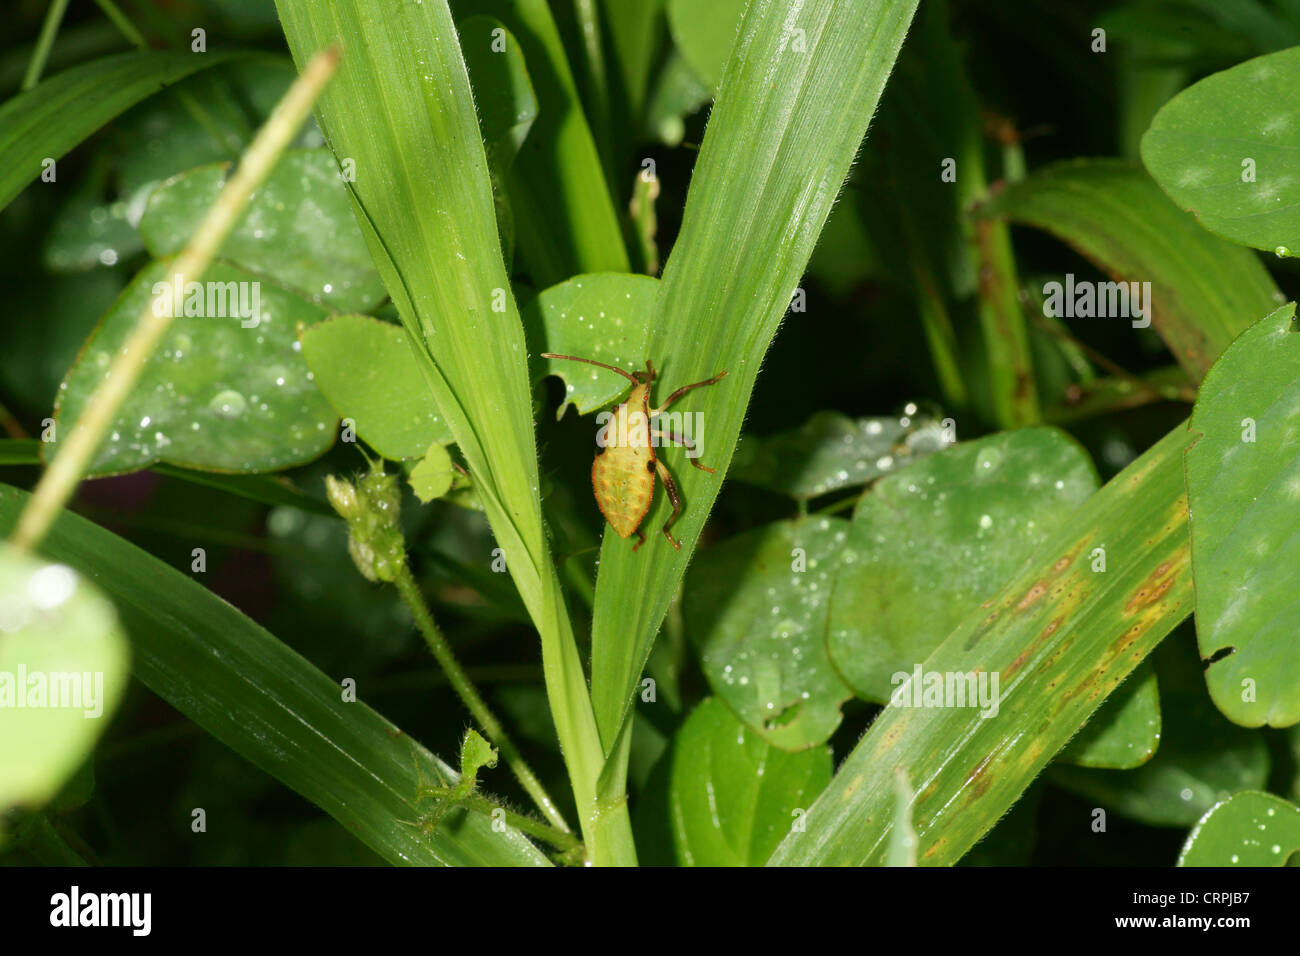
[592, 400, 655, 537]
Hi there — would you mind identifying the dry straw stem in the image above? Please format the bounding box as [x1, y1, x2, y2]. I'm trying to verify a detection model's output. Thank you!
[9, 46, 341, 553]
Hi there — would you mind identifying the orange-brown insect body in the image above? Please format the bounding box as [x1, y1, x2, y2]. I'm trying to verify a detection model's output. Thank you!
[592, 380, 656, 540]
[541, 353, 727, 550]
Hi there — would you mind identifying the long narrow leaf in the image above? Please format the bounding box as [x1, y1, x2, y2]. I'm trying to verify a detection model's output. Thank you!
[587, 0, 920, 776]
[0, 482, 549, 867]
[981, 159, 1280, 378]
[769, 425, 1194, 865]
[0, 51, 236, 213]
[274, 0, 624, 861]
[457, 0, 630, 284]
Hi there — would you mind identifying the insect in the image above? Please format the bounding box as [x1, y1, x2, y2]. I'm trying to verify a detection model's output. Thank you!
[541, 353, 727, 550]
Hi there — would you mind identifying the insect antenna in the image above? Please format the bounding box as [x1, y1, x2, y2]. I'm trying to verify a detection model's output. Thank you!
[541, 353, 638, 383]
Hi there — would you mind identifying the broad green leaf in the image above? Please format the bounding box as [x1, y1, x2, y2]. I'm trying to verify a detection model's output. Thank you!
[827, 428, 1099, 703]
[1178, 791, 1300, 866]
[1051, 634, 1268, 826]
[588, 0, 922, 786]
[0, 483, 549, 866]
[770, 424, 1195, 865]
[525, 273, 658, 416]
[52, 260, 336, 477]
[452, 0, 630, 285]
[139, 150, 386, 312]
[300, 314, 452, 459]
[0, 51, 237, 214]
[666, 0, 747, 90]
[1186, 302, 1300, 726]
[685, 517, 853, 750]
[981, 159, 1280, 378]
[1142, 46, 1300, 254]
[667, 697, 830, 866]
[410, 442, 455, 503]
[1056, 661, 1161, 769]
[276, 0, 621, 860]
[728, 410, 949, 500]
[0, 544, 128, 820]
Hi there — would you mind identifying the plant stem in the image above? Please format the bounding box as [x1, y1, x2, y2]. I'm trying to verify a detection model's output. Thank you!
[456, 794, 580, 853]
[8, 46, 340, 554]
[392, 565, 572, 835]
[21, 0, 71, 91]
[813, 493, 860, 517]
[91, 0, 150, 49]
[0, 399, 27, 439]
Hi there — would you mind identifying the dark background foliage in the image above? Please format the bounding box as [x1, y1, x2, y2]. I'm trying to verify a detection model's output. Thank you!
[2, 0, 1297, 865]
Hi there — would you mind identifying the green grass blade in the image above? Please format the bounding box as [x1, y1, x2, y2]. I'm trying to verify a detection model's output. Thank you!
[587, 0, 920, 765]
[273, 0, 625, 862]
[457, 0, 630, 284]
[0, 483, 549, 866]
[600, 0, 665, 128]
[768, 424, 1194, 865]
[0, 50, 237, 213]
[0, 439, 40, 465]
[981, 159, 1280, 378]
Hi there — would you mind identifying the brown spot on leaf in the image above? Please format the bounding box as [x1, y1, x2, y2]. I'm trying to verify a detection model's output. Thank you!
[1017, 582, 1047, 611]
[1123, 559, 1181, 615]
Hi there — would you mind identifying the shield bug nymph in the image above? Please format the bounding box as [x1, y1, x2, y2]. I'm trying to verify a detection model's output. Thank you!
[542, 353, 727, 550]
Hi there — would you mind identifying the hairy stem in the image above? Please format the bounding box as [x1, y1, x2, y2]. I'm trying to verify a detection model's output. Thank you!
[392, 565, 572, 835]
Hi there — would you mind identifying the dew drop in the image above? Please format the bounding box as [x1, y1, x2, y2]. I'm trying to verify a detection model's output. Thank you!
[29, 564, 76, 610]
[210, 389, 247, 419]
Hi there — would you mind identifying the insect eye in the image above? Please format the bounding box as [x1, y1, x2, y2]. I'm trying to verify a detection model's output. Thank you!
[646, 459, 656, 472]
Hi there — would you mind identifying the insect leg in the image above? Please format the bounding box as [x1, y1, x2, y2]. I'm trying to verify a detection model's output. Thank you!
[540, 353, 638, 383]
[651, 369, 728, 413]
[654, 459, 684, 550]
[632, 527, 647, 551]
[651, 429, 715, 473]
